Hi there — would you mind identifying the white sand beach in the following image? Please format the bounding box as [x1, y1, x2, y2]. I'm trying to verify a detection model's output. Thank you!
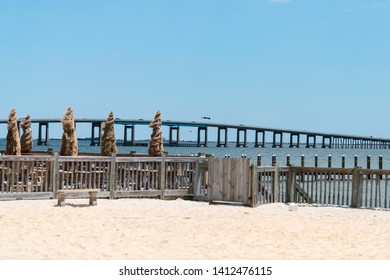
[0, 199, 389, 260]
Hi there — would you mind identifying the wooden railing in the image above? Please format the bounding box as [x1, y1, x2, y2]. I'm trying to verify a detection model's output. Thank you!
[257, 166, 390, 209]
[0, 154, 208, 201]
[1, 154, 389, 209]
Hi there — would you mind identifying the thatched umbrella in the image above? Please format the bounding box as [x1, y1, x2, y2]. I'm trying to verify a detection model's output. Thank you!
[60, 107, 78, 156]
[20, 114, 33, 154]
[100, 112, 117, 156]
[6, 109, 21, 155]
[148, 110, 164, 157]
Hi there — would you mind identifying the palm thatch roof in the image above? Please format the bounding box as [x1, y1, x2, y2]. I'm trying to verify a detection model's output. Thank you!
[60, 107, 78, 156]
[148, 110, 164, 157]
[20, 114, 33, 154]
[6, 109, 21, 155]
[100, 112, 117, 156]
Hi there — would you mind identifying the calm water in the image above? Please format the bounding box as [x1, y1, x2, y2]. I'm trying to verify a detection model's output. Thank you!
[2, 139, 390, 169]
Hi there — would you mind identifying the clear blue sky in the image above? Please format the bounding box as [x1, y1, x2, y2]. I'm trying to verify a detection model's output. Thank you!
[1, 0, 389, 139]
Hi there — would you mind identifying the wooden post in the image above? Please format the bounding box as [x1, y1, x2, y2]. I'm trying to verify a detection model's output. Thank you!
[159, 153, 166, 200]
[193, 160, 201, 199]
[109, 152, 116, 199]
[52, 152, 59, 199]
[351, 167, 361, 208]
[354, 155, 358, 167]
[250, 164, 258, 207]
[273, 165, 280, 203]
[257, 154, 262, 166]
[272, 155, 277, 166]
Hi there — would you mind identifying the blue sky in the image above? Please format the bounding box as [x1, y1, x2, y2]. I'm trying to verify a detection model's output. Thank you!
[1, 0, 390, 139]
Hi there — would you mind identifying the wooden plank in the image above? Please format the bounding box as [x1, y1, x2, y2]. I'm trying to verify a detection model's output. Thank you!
[109, 153, 116, 199]
[213, 158, 223, 201]
[222, 157, 230, 201]
[0, 192, 53, 200]
[231, 158, 239, 202]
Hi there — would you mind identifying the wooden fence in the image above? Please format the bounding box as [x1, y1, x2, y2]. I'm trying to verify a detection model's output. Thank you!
[256, 166, 390, 209]
[0, 154, 208, 201]
[208, 158, 257, 207]
[1, 154, 389, 209]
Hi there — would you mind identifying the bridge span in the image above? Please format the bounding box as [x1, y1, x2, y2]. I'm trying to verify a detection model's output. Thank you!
[1, 118, 389, 149]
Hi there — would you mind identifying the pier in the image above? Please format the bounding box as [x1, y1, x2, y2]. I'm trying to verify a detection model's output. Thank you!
[1, 118, 390, 149]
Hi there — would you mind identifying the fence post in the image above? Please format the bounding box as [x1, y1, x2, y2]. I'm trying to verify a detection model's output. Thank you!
[351, 167, 361, 208]
[52, 152, 59, 199]
[354, 155, 358, 167]
[272, 155, 277, 166]
[159, 153, 166, 200]
[194, 159, 201, 199]
[109, 152, 116, 199]
[257, 154, 262, 166]
[250, 164, 258, 207]
[273, 165, 280, 203]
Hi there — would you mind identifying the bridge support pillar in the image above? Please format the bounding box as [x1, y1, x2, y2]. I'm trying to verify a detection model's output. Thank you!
[169, 126, 180, 146]
[37, 122, 49, 146]
[306, 134, 316, 148]
[236, 128, 247, 147]
[123, 125, 135, 146]
[217, 127, 228, 147]
[90, 122, 101, 146]
[289, 133, 300, 148]
[322, 136, 332, 148]
[197, 127, 208, 147]
[272, 132, 283, 148]
[255, 130, 265, 148]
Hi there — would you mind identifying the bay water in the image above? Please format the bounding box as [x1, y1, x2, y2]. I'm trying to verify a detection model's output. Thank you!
[2, 139, 390, 169]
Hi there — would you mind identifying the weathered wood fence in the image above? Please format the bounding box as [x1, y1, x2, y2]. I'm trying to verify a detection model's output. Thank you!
[208, 159, 389, 209]
[0, 154, 208, 201]
[256, 166, 390, 209]
[208, 158, 257, 207]
[1, 155, 389, 209]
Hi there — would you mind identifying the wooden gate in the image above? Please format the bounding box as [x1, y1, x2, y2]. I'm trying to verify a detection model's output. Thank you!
[208, 158, 257, 207]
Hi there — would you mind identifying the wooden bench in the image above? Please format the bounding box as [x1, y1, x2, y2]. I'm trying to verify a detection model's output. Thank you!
[57, 189, 100, 207]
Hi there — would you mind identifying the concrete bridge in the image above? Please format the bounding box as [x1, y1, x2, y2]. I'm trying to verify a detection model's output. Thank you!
[1, 118, 390, 149]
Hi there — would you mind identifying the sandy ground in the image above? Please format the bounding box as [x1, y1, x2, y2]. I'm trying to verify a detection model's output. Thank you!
[0, 198, 389, 260]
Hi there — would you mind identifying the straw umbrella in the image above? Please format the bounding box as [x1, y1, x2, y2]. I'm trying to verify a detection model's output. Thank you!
[60, 107, 78, 156]
[100, 112, 117, 156]
[148, 110, 164, 157]
[6, 109, 21, 155]
[20, 114, 33, 154]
